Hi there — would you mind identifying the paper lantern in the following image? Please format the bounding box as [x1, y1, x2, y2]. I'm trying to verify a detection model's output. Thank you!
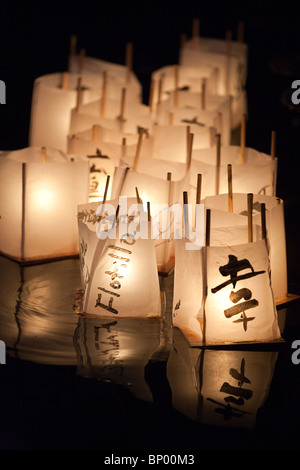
[0, 255, 79, 365]
[204, 193, 288, 302]
[0, 147, 89, 262]
[74, 315, 162, 402]
[68, 47, 143, 102]
[69, 92, 152, 137]
[193, 144, 278, 197]
[155, 91, 231, 146]
[150, 64, 218, 111]
[204, 239, 281, 344]
[29, 72, 106, 152]
[77, 198, 161, 317]
[179, 31, 248, 128]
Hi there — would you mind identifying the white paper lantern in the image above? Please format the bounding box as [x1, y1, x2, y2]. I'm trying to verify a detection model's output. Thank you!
[204, 193, 288, 301]
[77, 198, 161, 318]
[29, 72, 105, 152]
[0, 147, 89, 262]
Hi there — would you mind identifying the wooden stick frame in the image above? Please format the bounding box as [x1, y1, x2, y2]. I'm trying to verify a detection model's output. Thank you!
[227, 164, 233, 212]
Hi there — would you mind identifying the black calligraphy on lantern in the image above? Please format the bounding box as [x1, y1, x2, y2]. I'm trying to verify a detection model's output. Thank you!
[95, 234, 136, 315]
[211, 254, 265, 331]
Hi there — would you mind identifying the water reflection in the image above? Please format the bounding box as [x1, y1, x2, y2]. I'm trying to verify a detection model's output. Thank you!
[0, 255, 282, 430]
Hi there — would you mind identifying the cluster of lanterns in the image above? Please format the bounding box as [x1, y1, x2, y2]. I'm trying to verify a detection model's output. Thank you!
[0, 23, 290, 346]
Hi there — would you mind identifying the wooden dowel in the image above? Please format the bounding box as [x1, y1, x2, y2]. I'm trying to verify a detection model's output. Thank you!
[186, 125, 190, 166]
[261, 202, 267, 240]
[192, 18, 200, 49]
[120, 87, 126, 122]
[227, 164, 233, 212]
[133, 127, 144, 171]
[121, 137, 126, 158]
[174, 65, 179, 107]
[149, 78, 155, 113]
[247, 193, 253, 243]
[201, 78, 206, 110]
[225, 30, 232, 95]
[147, 201, 151, 221]
[186, 132, 194, 173]
[271, 130, 276, 160]
[126, 42, 133, 83]
[135, 187, 142, 204]
[41, 146, 46, 163]
[100, 71, 107, 117]
[79, 48, 86, 73]
[70, 35, 77, 58]
[167, 172, 172, 181]
[158, 74, 164, 105]
[196, 174, 202, 204]
[183, 191, 189, 239]
[118, 167, 130, 197]
[215, 134, 221, 195]
[92, 124, 98, 141]
[205, 209, 211, 247]
[240, 113, 246, 164]
[103, 175, 110, 203]
[76, 77, 82, 112]
[61, 72, 68, 90]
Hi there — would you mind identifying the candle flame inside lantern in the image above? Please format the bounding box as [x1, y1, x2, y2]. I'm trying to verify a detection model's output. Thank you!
[32, 187, 56, 210]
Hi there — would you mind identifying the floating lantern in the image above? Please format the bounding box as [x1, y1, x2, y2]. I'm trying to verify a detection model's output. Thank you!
[0, 147, 89, 263]
[204, 193, 288, 302]
[29, 72, 106, 152]
[77, 198, 162, 317]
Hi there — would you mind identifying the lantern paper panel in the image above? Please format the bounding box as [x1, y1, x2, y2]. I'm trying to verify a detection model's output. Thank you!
[29, 72, 104, 152]
[150, 64, 218, 108]
[0, 147, 89, 262]
[172, 239, 204, 341]
[204, 193, 288, 301]
[69, 97, 152, 136]
[205, 240, 281, 344]
[78, 198, 161, 318]
[70, 124, 141, 147]
[156, 104, 229, 146]
[74, 315, 162, 402]
[193, 145, 277, 197]
[0, 255, 79, 365]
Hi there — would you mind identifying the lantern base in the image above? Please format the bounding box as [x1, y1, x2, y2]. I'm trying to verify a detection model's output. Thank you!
[178, 293, 300, 348]
[0, 250, 80, 267]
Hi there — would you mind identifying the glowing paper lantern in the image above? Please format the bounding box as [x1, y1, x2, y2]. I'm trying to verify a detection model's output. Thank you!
[204, 193, 288, 302]
[69, 93, 152, 136]
[0, 147, 89, 262]
[156, 91, 231, 146]
[193, 144, 278, 197]
[29, 72, 105, 152]
[68, 47, 143, 102]
[150, 64, 218, 110]
[77, 198, 161, 318]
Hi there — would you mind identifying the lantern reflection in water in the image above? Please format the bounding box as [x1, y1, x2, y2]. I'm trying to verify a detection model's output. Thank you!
[167, 328, 278, 428]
